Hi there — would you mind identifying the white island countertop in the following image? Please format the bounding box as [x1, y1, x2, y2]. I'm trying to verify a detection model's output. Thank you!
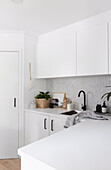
[18, 116, 111, 170]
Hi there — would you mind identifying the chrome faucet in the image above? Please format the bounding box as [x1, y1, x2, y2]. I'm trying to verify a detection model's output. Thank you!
[78, 90, 86, 111]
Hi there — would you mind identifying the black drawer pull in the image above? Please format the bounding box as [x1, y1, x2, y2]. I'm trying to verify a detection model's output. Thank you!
[14, 98, 16, 107]
[51, 120, 54, 131]
[44, 118, 47, 130]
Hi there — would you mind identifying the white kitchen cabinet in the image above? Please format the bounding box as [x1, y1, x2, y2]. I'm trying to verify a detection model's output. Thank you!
[36, 25, 76, 78]
[49, 116, 66, 135]
[25, 111, 67, 145]
[25, 111, 49, 145]
[77, 23, 108, 76]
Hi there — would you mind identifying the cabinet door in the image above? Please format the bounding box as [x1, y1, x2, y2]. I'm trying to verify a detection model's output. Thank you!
[50, 116, 66, 135]
[36, 25, 76, 78]
[25, 111, 49, 145]
[77, 23, 108, 76]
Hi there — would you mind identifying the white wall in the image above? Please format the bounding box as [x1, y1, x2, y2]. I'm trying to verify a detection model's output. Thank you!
[0, 31, 24, 49]
[24, 33, 46, 109]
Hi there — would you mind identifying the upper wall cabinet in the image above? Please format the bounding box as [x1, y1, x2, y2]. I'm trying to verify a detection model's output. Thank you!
[36, 25, 76, 78]
[77, 23, 108, 76]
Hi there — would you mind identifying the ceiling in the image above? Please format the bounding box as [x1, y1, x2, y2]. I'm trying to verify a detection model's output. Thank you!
[1, 0, 111, 35]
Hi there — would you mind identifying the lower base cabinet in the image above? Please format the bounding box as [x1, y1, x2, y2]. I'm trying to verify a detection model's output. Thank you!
[25, 111, 67, 145]
[49, 116, 67, 135]
[25, 111, 49, 145]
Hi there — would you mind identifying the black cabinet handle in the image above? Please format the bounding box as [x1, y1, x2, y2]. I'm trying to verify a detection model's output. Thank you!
[14, 98, 16, 107]
[44, 118, 47, 130]
[51, 120, 54, 131]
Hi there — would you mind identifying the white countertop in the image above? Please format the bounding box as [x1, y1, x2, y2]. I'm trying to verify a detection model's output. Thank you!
[24, 108, 80, 118]
[18, 115, 111, 170]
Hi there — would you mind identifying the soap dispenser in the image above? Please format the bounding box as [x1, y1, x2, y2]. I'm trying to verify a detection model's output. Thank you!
[102, 101, 107, 113]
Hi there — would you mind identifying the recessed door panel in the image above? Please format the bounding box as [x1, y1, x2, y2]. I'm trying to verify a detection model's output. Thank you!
[0, 51, 19, 159]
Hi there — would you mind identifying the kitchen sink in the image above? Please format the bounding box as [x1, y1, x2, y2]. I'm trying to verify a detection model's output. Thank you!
[61, 110, 78, 115]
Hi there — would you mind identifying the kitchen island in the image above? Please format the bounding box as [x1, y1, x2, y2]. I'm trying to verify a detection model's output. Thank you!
[18, 116, 111, 170]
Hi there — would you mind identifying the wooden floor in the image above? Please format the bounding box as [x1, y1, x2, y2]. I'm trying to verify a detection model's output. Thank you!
[0, 159, 21, 170]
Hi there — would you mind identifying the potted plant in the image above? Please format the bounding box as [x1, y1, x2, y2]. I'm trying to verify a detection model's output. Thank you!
[35, 91, 50, 108]
[101, 86, 111, 101]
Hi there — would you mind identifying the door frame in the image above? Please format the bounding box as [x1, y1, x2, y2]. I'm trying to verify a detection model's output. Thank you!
[0, 49, 24, 149]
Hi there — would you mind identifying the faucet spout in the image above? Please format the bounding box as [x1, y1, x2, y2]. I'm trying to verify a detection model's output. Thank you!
[78, 90, 86, 111]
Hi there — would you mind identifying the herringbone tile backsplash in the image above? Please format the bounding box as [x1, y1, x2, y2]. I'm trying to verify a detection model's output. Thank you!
[46, 75, 111, 111]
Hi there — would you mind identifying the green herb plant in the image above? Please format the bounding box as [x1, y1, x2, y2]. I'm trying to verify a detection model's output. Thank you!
[101, 86, 111, 101]
[35, 91, 50, 100]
